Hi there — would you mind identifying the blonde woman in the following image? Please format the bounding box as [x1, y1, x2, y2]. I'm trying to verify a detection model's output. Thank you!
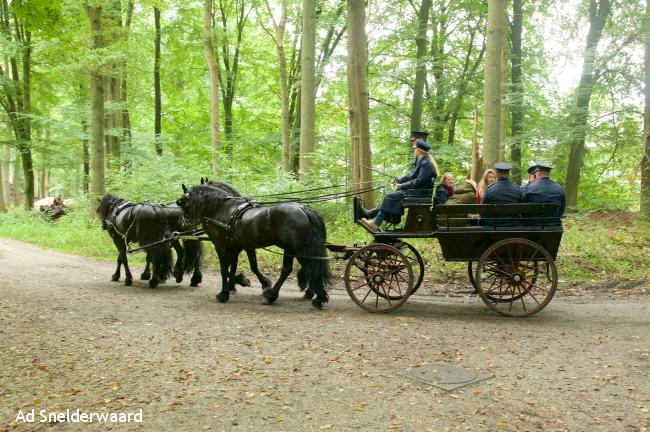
[434, 172, 455, 205]
[477, 168, 497, 203]
[359, 139, 438, 232]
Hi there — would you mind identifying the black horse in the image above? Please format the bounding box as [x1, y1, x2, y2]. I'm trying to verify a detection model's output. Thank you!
[177, 183, 331, 309]
[200, 179, 273, 291]
[138, 203, 204, 287]
[96, 194, 173, 288]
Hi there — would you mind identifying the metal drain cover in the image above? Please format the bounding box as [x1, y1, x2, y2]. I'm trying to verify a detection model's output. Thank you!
[403, 363, 491, 390]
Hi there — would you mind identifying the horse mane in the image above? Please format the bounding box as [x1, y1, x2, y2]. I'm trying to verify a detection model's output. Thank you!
[96, 193, 122, 220]
[186, 183, 237, 220]
[205, 180, 241, 197]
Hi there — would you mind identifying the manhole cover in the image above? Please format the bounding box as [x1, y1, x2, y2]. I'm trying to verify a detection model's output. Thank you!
[403, 363, 491, 390]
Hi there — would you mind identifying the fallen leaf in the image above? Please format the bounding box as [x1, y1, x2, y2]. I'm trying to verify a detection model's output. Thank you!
[276, 418, 285, 422]
[354, 404, 365, 412]
[497, 421, 508, 428]
[319, 424, 333, 430]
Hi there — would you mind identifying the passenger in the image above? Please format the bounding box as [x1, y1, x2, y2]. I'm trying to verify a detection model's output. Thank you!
[476, 168, 496, 203]
[438, 179, 478, 227]
[434, 172, 455, 205]
[359, 138, 438, 232]
[481, 162, 522, 226]
[521, 162, 566, 226]
[522, 162, 538, 188]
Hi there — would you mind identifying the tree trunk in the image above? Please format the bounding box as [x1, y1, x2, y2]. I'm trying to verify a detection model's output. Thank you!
[0, 155, 6, 212]
[347, 0, 373, 206]
[510, 0, 523, 183]
[154, 6, 162, 156]
[86, 5, 106, 218]
[2, 146, 9, 206]
[203, 0, 221, 175]
[299, 0, 317, 175]
[430, 5, 448, 144]
[121, 1, 134, 170]
[565, 0, 612, 208]
[288, 30, 301, 173]
[409, 0, 432, 134]
[264, 0, 291, 171]
[12, 151, 20, 206]
[482, 0, 505, 168]
[641, 0, 650, 217]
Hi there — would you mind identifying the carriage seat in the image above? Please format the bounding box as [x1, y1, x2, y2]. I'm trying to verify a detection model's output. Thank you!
[433, 204, 562, 230]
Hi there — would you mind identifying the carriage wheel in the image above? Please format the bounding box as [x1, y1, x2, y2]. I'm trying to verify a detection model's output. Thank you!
[344, 243, 414, 313]
[394, 241, 425, 295]
[467, 261, 477, 292]
[476, 238, 557, 317]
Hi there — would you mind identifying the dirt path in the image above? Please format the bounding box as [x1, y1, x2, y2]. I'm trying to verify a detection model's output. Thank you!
[0, 238, 648, 431]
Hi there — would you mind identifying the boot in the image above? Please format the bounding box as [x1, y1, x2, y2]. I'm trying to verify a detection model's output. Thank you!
[362, 206, 379, 219]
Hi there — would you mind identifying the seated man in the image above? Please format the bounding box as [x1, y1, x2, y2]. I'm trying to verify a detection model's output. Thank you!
[481, 162, 522, 226]
[522, 162, 566, 226]
[359, 138, 438, 232]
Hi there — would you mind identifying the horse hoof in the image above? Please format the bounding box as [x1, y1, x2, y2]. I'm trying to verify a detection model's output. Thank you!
[229, 286, 237, 292]
[311, 299, 323, 310]
[235, 273, 251, 287]
[261, 277, 273, 290]
[175, 276, 183, 283]
[149, 279, 159, 288]
[124, 279, 132, 286]
[140, 272, 151, 281]
[303, 290, 315, 300]
[111, 274, 120, 282]
[190, 275, 202, 287]
[216, 292, 229, 303]
[262, 289, 278, 305]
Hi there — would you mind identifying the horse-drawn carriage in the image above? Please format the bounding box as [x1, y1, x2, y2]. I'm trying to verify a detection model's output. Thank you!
[98, 180, 563, 318]
[326, 196, 563, 317]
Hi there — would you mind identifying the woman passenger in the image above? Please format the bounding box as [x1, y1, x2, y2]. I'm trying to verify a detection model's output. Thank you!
[477, 168, 497, 203]
[434, 172, 455, 205]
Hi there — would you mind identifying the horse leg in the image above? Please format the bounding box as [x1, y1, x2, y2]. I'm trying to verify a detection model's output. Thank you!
[227, 254, 239, 293]
[118, 244, 133, 286]
[246, 249, 272, 290]
[111, 255, 121, 282]
[215, 250, 231, 303]
[172, 240, 184, 283]
[190, 265, 203, 287]
[140, 251, 151, 280]
[297, 266, 314, 300]
[263, 254, 293, 305]
[297, 257, 329, 310]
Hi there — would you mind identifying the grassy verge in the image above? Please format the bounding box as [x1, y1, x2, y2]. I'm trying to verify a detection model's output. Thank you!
[0, 204, 648, 285]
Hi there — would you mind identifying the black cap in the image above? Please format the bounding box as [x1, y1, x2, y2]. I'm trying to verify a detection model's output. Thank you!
[410, 131, 429, 140]
[415, 139, 431, 151]
[527, 162, 538, 174]
[494, 162, 513, 171]
[536, 162, 552, 171]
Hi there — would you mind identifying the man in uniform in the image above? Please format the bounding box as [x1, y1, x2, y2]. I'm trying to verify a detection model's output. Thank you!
[521, 162, 566, 226]
[481, 162, 522, 226]
[523, 162, 538, 187]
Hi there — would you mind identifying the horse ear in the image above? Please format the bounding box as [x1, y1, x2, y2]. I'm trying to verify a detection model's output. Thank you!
[182, 184, 188, 193]
[200, 177, 205, 184]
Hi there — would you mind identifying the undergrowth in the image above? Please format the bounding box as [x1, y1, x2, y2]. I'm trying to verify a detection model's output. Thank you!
[0, 202, 648, 285]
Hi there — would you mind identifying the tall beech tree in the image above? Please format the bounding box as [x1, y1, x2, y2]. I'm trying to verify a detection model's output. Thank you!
[347, 0, 373, 205]
[203, 0, 221, 174]
[482, 0, 506, 168]
[299, 0, 316, 175]
[642, 0, 650, 217]
[154, 5, 162, 155]
[410, 0, 432, 133]
[510, 0, 523, 183]
[85, 3, 106, 217]
[565, 0, 612, 208]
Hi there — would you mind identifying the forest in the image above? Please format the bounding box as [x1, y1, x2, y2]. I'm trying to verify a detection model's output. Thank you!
[0, 0, 649, 284]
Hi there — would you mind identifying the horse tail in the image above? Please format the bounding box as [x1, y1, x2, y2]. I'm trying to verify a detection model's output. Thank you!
[182, 239, 204, 274]
[299, 206, 331, 303]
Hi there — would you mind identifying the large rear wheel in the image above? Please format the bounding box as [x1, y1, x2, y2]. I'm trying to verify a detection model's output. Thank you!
[476, 238, 557, 317]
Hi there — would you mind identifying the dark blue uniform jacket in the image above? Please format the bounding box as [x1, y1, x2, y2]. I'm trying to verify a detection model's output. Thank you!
[521, 177, 566, 226]
[379, 157, 436, 216]
[481, 178, 522, 226]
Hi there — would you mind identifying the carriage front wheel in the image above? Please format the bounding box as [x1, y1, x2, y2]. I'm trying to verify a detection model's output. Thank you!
[476, 238, 557, 317]
[344, 243, 414, 313]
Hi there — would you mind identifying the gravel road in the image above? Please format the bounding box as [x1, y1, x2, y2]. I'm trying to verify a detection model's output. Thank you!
[0, 238, 648, 431]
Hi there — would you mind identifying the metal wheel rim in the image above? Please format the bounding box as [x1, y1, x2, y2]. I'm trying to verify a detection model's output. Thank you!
[476, 238, 557, 317]
[393, 241, 425, 296]
[344, 243, 414, 313]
